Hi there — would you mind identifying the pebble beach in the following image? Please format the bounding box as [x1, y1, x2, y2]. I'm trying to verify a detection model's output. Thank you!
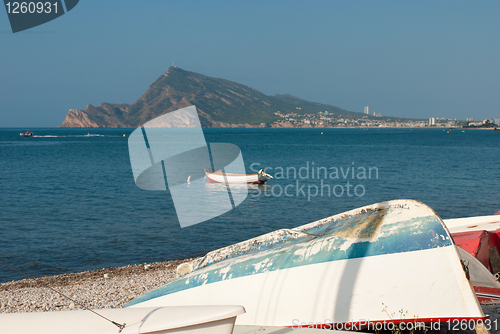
[2, 259, 500, 333]
[0, 259, 192, 313]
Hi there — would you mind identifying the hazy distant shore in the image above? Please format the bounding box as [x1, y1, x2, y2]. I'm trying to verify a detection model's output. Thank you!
[56, 125, 493, 129]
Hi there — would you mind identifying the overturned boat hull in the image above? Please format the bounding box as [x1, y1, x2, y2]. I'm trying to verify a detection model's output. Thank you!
[128, 200, 485, 327]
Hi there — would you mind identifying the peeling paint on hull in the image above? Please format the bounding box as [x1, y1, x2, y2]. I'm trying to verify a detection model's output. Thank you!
[128, 200, 485, 327]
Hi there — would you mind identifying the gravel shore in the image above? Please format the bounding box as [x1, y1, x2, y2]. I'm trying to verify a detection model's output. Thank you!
[0, 259, 192, 313]
[2, 260, 500, 333]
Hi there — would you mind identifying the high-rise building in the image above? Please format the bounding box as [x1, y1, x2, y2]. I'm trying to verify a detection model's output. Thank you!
[364, 106, 369, 115]
[429, 118, 435, 126]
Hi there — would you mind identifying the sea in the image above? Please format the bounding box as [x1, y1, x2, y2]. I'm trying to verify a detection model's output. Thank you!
[1, 127, 499, 283]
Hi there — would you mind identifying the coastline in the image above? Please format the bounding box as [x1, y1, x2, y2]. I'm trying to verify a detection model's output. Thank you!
[8, 126, 495, 130]
[53, 124, 493, 129]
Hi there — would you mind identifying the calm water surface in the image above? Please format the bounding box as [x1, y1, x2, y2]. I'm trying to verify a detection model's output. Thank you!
[1, 128, 499, 282]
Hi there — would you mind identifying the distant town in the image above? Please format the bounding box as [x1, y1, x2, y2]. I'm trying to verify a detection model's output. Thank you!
[269, 106, 500, 129]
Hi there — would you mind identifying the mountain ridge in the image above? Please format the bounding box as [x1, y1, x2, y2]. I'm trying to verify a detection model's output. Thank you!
[59, 67, 365, 128]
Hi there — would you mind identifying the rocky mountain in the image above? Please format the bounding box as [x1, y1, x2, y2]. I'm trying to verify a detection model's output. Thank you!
[60, 67, 359, 128]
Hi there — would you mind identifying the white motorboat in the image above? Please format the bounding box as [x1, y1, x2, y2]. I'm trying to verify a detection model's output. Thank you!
[20, 129, 33, 137]
[204, 168, 272, 184]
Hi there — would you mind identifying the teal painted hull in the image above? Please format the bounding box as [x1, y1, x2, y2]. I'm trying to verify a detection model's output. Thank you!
[127, 200, 483, 327]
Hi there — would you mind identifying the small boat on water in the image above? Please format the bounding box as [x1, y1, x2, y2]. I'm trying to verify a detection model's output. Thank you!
[20, 129, 33, 137]
[0, 305, 245, 334]
[205, 168, 273, 184]
[127, 199, 486, 328]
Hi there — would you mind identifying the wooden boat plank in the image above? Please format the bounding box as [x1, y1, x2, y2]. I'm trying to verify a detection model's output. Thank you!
[444, 216, 500, 234]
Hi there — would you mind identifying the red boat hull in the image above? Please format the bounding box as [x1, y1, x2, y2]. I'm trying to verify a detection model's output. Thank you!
[474, 286, 500, 304]
[452, 230, 500, 273]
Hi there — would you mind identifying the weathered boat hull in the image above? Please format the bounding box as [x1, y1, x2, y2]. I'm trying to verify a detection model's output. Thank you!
[128, 200, 485, 327]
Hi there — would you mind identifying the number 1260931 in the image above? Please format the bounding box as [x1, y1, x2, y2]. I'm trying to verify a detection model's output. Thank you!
[5, 2, 58, 14]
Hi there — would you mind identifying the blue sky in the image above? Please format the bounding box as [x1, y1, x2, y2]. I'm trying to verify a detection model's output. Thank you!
[1, 0, 499, 127]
